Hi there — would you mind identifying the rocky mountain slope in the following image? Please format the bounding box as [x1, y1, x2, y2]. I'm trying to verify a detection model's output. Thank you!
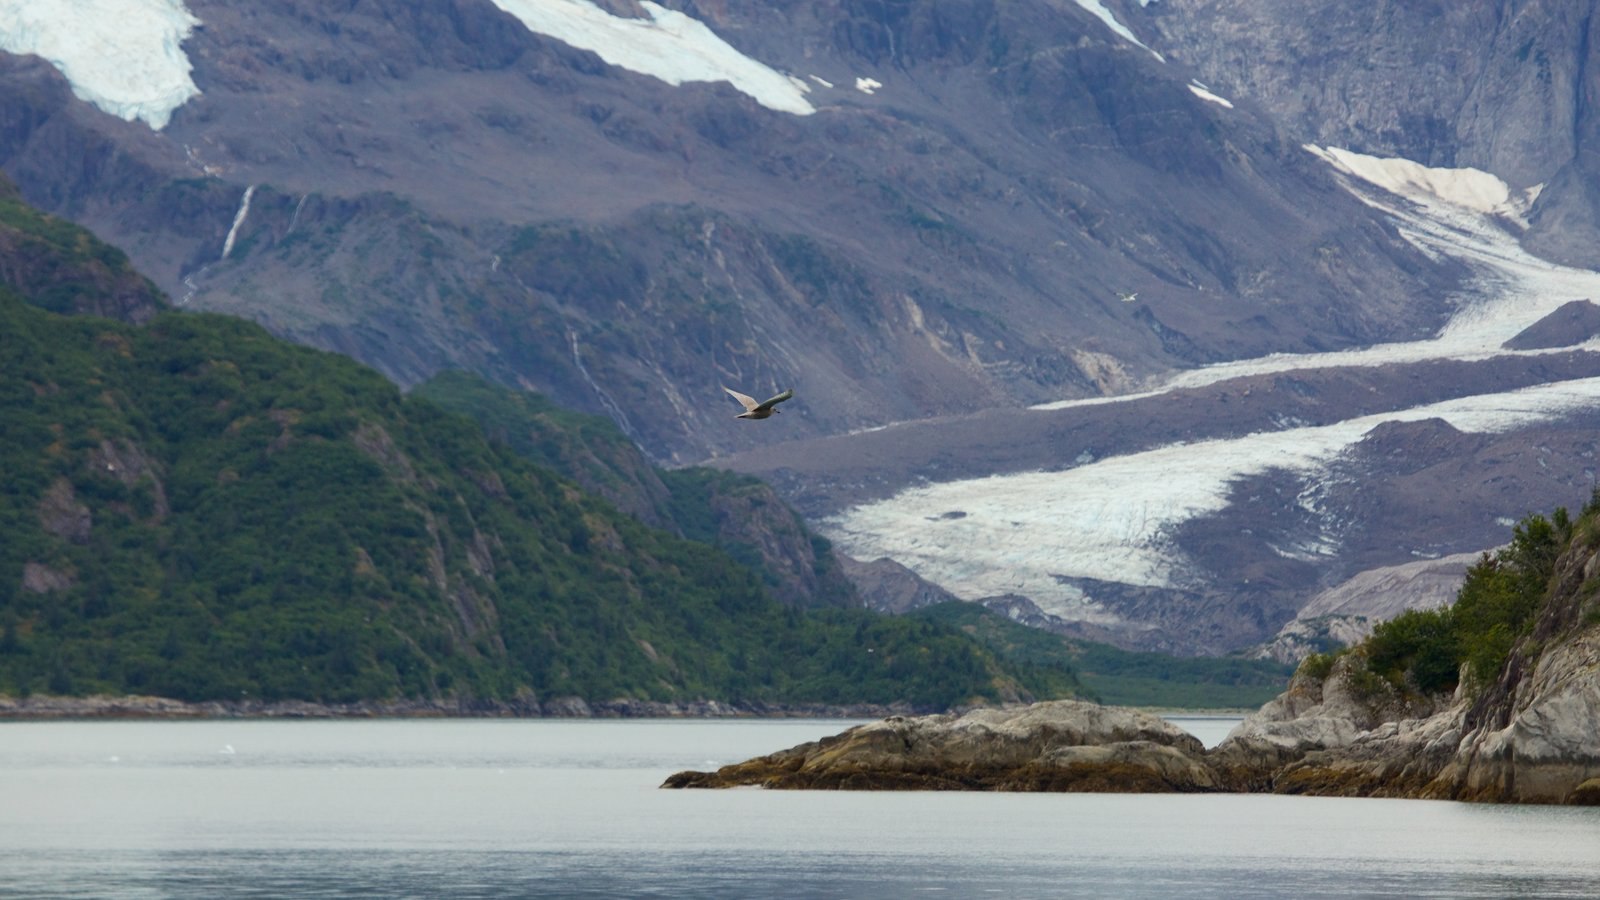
[0, 0, 1456, 464]
[1141, 0, 1600, 268]
[5, 1, 1600, 658]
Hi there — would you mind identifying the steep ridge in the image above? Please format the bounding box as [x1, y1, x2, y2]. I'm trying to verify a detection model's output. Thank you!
[1210, 499, 1600, 803]
[412, 369, 860, 609]
[0, 175, 165, 323]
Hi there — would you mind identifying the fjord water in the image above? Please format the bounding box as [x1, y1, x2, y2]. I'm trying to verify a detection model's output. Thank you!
[4, 720, 1599, 898]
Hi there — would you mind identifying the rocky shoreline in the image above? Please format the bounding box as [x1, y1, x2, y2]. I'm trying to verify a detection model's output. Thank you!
[0, 694, 914, 721]
[663, 677, 1600, 804]
[663, 614, 1600, 804]
[665, 531, 1600, 804]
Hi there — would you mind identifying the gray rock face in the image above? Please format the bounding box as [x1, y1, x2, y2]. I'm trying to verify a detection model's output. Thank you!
[1502, 300, 1600, 350]
[0, 0, 1457, 466]
[1208, 653, 1456, 793]
[1220, 538, 1600, 803]
[1442, 629, 1600, 802]
[1258, 552, 1482, 663]
[36, 478, 90, 544]
[838, 555, 961, 614]
[1141, 0, 1600, 267]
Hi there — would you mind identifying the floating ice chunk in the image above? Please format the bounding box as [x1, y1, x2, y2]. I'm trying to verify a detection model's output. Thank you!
[0, 0, 201, 130]
[489, 0, 814, 115]
[1188, 80, 1233, 108]
[1069, 0, 1164, 62]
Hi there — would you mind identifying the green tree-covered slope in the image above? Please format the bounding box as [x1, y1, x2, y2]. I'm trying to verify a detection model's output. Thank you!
[1304, 498, 1600, 701]
[0, 186, 1080, 711]
[414, 370, 858, 610]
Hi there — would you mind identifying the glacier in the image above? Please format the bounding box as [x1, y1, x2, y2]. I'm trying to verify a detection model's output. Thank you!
[0, 0, 200, 130]
[488, 0, 815, 116]
[824, 376, 1600, 620]
[827, 148, 1600, 623]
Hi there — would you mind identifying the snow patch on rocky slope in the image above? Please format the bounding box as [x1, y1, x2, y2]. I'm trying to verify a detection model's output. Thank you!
[1040, 151, 1598, 409]
[489, 0, 814, 115]
[1307, 145, 1539, 223]
[0, 0, 200, 130]
[1069, 0, 1164, 61]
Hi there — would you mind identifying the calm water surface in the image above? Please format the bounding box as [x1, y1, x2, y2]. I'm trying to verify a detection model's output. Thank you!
[3, 718, 1599, 898]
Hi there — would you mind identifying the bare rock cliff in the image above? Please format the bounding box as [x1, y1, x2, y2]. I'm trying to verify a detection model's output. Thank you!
[1216, 526, 1600, 804]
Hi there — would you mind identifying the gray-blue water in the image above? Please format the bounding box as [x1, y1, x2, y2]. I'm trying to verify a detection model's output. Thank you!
[3, 718, 1599, 898]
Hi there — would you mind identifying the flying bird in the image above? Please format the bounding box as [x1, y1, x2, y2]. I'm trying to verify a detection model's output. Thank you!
[1117, 291, 1139, 303]
[723, 386, 793, 419]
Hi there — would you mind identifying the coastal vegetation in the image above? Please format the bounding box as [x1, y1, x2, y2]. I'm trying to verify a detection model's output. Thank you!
[669, 494, 1600, 804]
[414, 371, 1286, 708]
[1301, 499, 1591, 698]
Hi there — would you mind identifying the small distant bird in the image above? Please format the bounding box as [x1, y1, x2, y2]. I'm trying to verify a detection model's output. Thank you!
[1117, 291, 1139, 303]
[723, 386, 793, 419]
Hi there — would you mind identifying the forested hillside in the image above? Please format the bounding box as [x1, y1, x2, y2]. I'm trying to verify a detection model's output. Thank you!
[413, 370, 859, 611]
[0, 183, 1082, 711]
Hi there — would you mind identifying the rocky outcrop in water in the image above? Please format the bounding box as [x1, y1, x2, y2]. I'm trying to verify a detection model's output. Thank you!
[663, 700, 1222, 792]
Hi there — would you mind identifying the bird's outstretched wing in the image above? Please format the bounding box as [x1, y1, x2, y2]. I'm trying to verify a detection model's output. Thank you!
[755, 388, 794, 412]
[723, 385, 760, 412]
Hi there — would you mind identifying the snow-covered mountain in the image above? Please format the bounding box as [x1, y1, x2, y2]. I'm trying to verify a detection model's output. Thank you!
[4, 0, 1599, 656]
